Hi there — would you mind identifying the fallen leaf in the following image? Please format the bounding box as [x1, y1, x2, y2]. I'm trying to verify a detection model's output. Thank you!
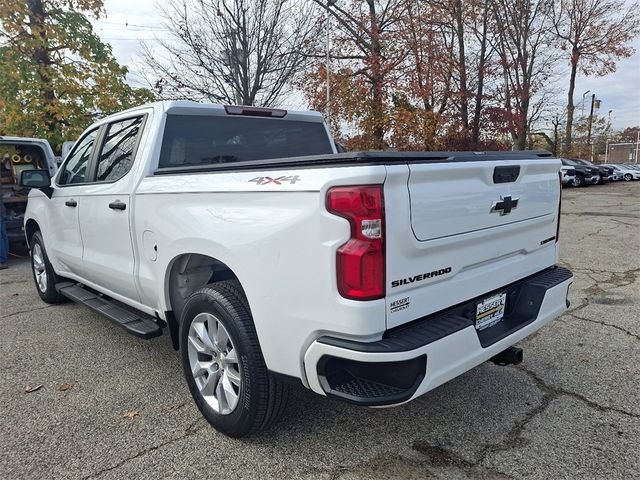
[164, 403, 184, 413]
[58, 383, 74, 391]
[123, 409, 140, 419]
[24, 384, 43, 393]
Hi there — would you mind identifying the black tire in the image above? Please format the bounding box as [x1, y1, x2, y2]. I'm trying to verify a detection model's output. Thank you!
[572, 174, 585, 187]
[624, 173, 633, 182]
[179, 280, 288, 437]
[30, 231, 67, 304]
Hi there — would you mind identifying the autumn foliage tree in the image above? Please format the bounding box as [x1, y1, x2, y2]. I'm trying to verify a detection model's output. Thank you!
[0, 0, 154, 150]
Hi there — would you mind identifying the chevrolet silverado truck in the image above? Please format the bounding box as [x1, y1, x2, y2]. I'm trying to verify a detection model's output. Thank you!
[20, 101, 573, 437]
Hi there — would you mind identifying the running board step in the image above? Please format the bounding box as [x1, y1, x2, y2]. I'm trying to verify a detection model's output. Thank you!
[56, 282, 162, 339]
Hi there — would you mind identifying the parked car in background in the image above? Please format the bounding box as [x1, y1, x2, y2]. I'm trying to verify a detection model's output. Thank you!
[571, 159, 614, 184]
[560, 158, 599, 187]
[0, 136, 58, 246]
[561, 165, 576, 186]
[604, 164, 640, 182]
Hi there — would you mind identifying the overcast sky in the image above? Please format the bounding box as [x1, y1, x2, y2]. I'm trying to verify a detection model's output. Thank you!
[94, 0, 639, 130]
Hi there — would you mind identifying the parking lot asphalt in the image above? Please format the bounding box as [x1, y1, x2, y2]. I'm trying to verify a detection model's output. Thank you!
[1, 182, 639, 480]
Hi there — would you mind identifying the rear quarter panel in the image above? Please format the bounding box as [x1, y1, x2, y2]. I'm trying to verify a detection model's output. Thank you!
[133, 166, 388, 378]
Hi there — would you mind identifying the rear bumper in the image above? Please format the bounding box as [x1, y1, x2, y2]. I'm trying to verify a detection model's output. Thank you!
[303, 266, 573, 406]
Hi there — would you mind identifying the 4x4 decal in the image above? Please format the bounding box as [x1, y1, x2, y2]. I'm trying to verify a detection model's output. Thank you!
[249, 175, 301, 185]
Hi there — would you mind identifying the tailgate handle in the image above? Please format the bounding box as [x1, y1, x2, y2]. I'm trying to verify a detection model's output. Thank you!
[493, 165, 520, 183]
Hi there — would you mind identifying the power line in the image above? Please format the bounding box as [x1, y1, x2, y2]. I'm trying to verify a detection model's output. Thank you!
[96, 21, 167, 30]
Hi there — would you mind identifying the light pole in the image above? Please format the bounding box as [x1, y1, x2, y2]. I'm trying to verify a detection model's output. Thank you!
[604, 110, 612, 163]
[581, 90, 590, 117]
[586, 93, 600, 160]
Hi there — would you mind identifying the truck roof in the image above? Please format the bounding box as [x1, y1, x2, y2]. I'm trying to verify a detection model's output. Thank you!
[97, 100, 325, 125]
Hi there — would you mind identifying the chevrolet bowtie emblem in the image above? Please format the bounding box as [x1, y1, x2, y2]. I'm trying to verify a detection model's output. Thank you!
[491, 195, 519, 215]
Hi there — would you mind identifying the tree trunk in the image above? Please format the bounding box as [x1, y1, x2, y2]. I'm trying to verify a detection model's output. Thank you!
[27, 0, 57, 135]
[454, 0, 469, 131]
[367, 0, 385, 149]
[563, 50, 579, 155]
[471, 7, 488, 144]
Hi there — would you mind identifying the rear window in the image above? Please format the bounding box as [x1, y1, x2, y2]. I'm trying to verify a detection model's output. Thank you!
[158, 115, 333, 168]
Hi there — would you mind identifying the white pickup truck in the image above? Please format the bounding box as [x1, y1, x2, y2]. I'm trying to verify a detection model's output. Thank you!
[20, 101, 573, 437]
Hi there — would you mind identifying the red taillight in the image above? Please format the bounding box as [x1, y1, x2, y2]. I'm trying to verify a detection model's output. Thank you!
[326, 185, 385, 300]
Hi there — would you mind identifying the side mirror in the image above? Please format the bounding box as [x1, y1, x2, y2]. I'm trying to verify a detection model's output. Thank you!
[20, 169, 53, 198]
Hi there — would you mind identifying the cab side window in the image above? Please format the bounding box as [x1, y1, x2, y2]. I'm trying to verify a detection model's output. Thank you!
[95, 116, 143, 182]
[58, 129, 98, 185]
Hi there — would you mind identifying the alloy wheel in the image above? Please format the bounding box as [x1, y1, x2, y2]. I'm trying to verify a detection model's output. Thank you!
[187, 312, 241, 415]
[32, 243, 48, 293]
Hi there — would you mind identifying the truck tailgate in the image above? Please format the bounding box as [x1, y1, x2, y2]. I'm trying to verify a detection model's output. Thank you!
[385, 158, 561, 329]
[408, 161, 557, 241]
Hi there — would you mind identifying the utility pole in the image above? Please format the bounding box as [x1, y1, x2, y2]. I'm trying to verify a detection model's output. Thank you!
[636, 130, 639, 164]
[325, 0, 338, 129]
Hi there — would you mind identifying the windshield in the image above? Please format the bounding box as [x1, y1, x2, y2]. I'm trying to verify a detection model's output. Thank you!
[574, 159, 593, 166]
[562, 159, 580, 166]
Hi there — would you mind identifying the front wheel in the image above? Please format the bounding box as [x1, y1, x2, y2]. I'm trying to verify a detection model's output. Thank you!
[624, 173, 633, 181]
[572, 174, 585, 187]
[180, 280, 288, 437]
[30, 231, 67, 304]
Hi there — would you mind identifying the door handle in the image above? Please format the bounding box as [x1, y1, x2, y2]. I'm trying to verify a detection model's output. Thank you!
[65, 199, 77, 207]
[109, 201, 126, 211]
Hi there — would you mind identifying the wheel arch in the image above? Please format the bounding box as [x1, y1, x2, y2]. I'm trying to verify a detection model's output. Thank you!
[24, 218, 40, 246]
[163, 252, 247, 350]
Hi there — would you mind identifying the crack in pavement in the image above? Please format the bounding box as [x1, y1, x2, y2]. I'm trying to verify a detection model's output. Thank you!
[466, 364, 640, 472]
[412, 441, 513, 479]
[81, 419, 208, 479]
[0, 304, 53, 319]
[566, 267, 639, 317]
[567, 312, 639, 341]
[563, 211, 640, 219]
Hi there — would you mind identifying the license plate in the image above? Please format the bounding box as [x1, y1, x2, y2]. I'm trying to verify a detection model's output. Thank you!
[475, 293, 507, 331]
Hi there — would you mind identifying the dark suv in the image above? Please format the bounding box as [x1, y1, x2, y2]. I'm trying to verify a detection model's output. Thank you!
[560, 159, 600, 187]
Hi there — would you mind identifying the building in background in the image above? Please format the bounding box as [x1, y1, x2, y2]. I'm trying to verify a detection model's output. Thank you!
[606, 142, 639, 164]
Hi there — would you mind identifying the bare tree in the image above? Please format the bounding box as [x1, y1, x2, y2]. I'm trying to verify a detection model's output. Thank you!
[549, 0, 640, 155]
[490, 0, 558, 150]
[141, 0, 319, 106]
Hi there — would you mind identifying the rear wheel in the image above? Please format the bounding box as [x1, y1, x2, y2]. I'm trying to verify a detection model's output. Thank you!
[30, 231, 67, 304]
[180, 280, 288, 437]
[624, 173, 633, 181]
